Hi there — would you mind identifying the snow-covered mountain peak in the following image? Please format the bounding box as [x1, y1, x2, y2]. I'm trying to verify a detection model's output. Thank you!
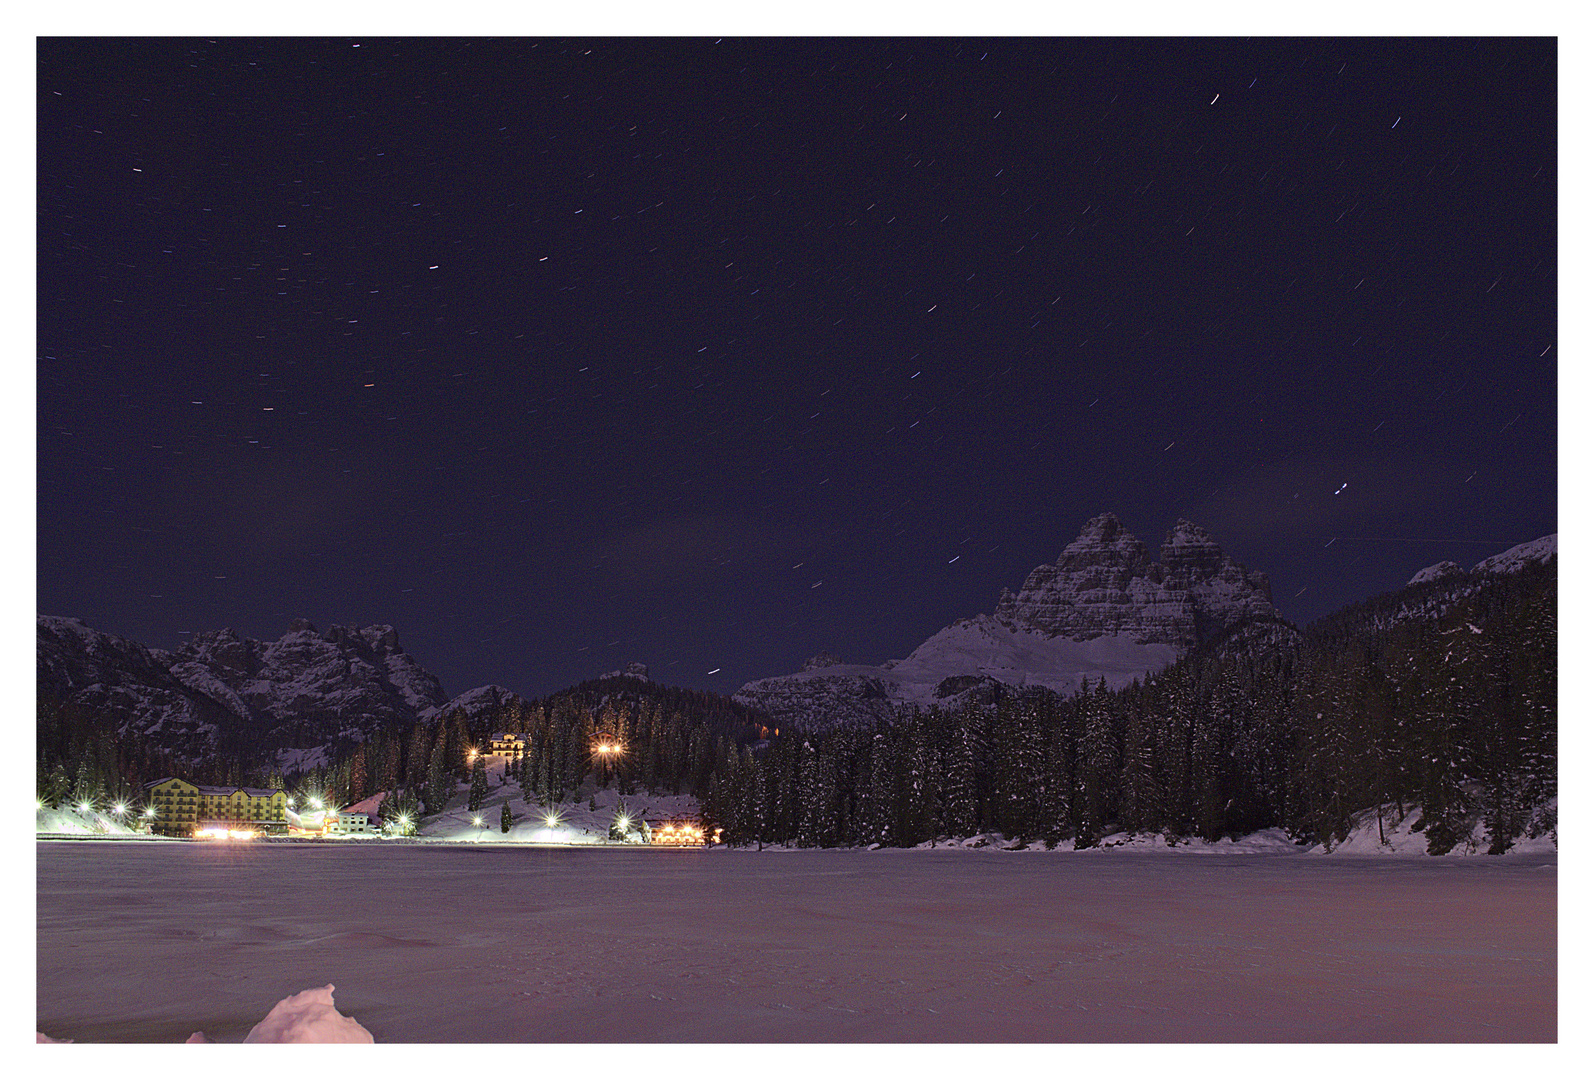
[1407, 560, 1464, 587]
[741, 513, 1283, 731]
[1473, 533, 1556, 576]
[1054, 511, 1153, 569]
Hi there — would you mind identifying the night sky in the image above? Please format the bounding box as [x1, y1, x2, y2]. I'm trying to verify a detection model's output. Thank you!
[36, 37, 1557, 701]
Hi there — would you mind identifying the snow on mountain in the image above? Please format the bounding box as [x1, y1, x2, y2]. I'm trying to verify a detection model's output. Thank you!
[38, 615, 452, 766]
[992, 513, 1275, 649]
[423, 683, 523, 723]
[37, 615, 226, 748]
[1472, 533, 1556, 576]
[1405, 534, 1554, 589]
[1407, 560, 1464, 587]
[737, 513, 1276, 730]
[889, 616, 1179, 700]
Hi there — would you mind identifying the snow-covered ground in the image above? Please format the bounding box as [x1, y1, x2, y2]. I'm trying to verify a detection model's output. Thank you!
[403, 768, 705, 845]
[37, 838, 1555, 1043]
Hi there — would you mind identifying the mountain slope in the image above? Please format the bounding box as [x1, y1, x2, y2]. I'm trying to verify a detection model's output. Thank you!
[38, 616, 450, 765]
[737, 513, 1282, 731]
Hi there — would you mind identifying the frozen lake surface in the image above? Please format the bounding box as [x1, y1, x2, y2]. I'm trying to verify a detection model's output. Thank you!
[36, 841, 1556, 1042]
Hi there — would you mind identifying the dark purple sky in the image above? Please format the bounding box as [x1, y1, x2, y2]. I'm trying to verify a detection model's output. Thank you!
[36, 37, 1556, 700]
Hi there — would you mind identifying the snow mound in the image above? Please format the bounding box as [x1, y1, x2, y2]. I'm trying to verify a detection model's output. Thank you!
[1305, 800, 1558, 856]
[242, 985, 373, 1043]
[36, 985, 374, 1044]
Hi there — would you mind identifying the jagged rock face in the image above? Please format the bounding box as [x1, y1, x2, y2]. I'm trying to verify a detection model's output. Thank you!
[993, 513, 1274, 650]
[38, 616, 450, 765]
[37, 616, 229, 752]
[738, 513, 1281, 732]
[167, 620, 448, 743]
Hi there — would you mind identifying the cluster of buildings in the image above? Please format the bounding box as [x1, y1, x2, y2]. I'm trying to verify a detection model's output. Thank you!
[141, 777, 378, 839]
[138, 767, 713, 845]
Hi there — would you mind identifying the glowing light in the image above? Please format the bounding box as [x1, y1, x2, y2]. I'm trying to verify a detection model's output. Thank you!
[113, 802, 127, 816]
[472, 815, 484, 827]
[143, 806, 157, 818]
[544, 812, 562, 828]
[76, 802, 92, 814]
[309, 797, 323, 810]
[196, 826, 253, 840]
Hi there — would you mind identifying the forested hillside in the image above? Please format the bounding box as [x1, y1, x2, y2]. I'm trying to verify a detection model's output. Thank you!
[701, 557, 1556, 855]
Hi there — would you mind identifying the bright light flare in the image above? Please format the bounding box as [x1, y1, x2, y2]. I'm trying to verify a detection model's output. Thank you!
[196, 827, 257, 841]
[112, 802, 127, 816]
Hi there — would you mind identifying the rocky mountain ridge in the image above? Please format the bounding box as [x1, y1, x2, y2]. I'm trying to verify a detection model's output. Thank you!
[736, 513, 1281, 731]
[991, 513, 1276, 648]
[37, 616, 462, 766]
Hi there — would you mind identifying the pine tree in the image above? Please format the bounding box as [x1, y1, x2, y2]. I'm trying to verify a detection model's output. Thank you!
[500, 802, 513, 833]
[936, 707, 980, 839]
[468, 755, 488, 813]
[856, 731, 896, 846]
[424, 742, 450, 816]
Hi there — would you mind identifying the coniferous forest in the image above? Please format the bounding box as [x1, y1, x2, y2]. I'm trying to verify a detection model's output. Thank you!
[700, 558, 1556, 855]
[38, 558, 1554, 855]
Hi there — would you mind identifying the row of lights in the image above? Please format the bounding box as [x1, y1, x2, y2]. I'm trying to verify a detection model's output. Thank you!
[39, 797, 159, 820]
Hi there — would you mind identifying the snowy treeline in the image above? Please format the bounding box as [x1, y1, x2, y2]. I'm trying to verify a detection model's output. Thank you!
[700, 557, 1556, 855]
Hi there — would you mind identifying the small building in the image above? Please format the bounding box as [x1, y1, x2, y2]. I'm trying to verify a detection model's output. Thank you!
[649, 819, 709, 846]
[485, 732, 528, 759]
[325, 810, 380, 836]
[144, 778, 288, 838]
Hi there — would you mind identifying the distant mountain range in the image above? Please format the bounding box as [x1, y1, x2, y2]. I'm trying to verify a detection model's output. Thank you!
[36, 616, 500, 768]
[37, 514, 1556, 764]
